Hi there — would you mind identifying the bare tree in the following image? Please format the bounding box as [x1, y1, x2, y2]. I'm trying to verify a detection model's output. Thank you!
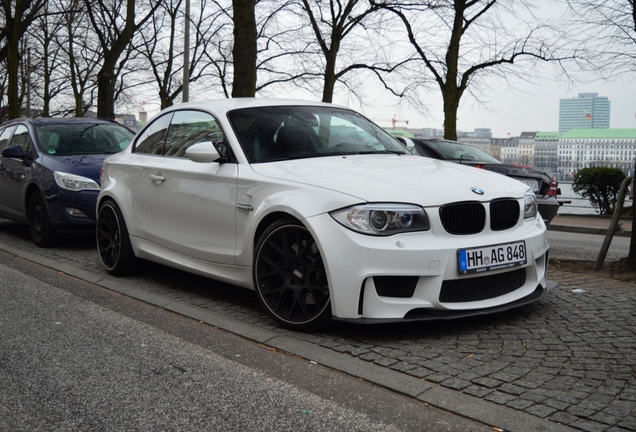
[27, 0, 72, 117]
[294, 0, 406, 103]
[378, 0, 574, 140]
[85, 0, 161, 119]
[198, 0, 317, 99]
[63, 0, 100, 116]
[136, 0, 228, 109]
[0, 0, 47, 119]
[565, 0, 636, 79]
[564, 1, 636, 265]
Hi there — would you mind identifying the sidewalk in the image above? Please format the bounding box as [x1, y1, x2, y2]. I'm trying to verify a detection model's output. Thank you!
[549, 213, 633, 237]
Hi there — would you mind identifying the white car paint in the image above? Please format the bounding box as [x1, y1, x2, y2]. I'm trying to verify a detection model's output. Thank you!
[97, 98, 555, 329]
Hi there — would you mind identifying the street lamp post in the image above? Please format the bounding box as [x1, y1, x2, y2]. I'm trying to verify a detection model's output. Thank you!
[183, 0, 190, 102]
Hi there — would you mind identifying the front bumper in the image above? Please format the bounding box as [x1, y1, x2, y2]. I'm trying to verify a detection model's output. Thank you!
[45, 188, 99, 230]
[334, 280, 558, 323]
[305, 212, 552, 322]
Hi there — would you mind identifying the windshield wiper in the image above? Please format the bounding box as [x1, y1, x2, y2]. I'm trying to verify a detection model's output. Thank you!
[339, 150, 406, 156]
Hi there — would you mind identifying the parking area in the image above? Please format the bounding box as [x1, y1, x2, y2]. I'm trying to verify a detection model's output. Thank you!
[1, 218, 634, 432]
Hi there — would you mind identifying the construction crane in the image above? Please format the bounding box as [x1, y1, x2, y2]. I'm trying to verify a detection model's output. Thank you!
[373, 114, 410, 129]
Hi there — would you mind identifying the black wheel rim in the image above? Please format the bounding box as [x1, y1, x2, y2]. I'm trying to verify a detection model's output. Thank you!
[255, 225, 329, 324]
[97, 204, 121, 270]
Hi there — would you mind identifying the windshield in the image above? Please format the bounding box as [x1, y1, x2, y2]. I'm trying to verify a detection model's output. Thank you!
[228, 106, 409, 163]
[424, 140, 500, 164]
[38, 123, 134, 156]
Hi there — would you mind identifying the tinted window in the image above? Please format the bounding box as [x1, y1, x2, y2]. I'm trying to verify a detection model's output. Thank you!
[228, 106, 407, 163]
[134, 113, 172, 155]
[422, 140, 500, 163]
[164, 110, 224, 158]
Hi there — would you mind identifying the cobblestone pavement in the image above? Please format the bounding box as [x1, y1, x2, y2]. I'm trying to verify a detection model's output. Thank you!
[1, 219, 635, 432]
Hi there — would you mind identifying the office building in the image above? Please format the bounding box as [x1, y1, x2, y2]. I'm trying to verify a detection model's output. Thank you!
[558, 93, 610, 133]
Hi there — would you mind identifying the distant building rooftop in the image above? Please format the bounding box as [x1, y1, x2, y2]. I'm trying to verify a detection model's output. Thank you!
[560, 129, 636, 139]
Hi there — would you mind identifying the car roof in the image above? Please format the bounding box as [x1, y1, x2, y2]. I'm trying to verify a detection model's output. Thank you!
[157, 98, 343, 115]
[0, 117, 122, 128]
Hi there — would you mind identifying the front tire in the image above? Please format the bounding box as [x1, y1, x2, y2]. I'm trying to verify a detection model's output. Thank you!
[27, 192, 58, 247]
[253, 219, 332, 331]
[96, 199, 136, 275]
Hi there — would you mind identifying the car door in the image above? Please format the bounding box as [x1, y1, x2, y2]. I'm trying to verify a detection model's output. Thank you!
[146, 110, 239, 265]
[121, 112, 173, 240]
[0, 124, 32, 220]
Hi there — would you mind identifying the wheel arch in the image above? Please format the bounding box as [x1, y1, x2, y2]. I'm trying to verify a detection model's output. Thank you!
[253, 211, 302, 248]
[251, 214, 333, 330]
[24, 183, 43, 211]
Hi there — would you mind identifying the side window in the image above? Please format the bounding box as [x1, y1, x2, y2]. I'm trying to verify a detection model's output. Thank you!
[164, 110, 224, 158]
[134, 113, 172, 155]
[11, 125, 32, 158]
[0, 126, 16, 151]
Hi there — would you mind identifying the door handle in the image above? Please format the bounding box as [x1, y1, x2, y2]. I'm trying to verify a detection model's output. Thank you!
[149, 174, 166, 183]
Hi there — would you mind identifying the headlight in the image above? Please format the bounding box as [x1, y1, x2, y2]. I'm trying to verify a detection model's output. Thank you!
[54, 171, 100, 191]
[523, 190, 537, 219]
[330, 204, 430, 236]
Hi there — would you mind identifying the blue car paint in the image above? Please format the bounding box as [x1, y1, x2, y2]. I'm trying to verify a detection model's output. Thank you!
[34, 154, 112, 228]
[0, 118, 134, 235]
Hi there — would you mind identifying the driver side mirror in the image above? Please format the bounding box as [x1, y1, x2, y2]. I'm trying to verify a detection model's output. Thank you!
[185, 141, 222, 163]
[1, 145, 26, 159]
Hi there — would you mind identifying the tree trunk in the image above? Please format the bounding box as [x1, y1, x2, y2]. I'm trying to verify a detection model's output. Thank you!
[96, 66, 116, 119]
[6, 33, 21, 119]
[321, 46, 338, 103]
[231, 0, 257, 97]
[442, 85, 460, 141]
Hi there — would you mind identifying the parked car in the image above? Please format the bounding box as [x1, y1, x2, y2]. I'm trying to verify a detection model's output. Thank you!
[398, 137, 560, 225]
[0, 117, 134, 246]
[96, 99, 555, 330]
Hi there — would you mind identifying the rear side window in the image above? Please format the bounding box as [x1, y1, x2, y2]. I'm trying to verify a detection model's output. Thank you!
[134, 113, 172, 155]
[164, 110, 224, 158]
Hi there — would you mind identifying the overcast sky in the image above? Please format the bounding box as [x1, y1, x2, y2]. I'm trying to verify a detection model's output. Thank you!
[353, 72, 636, 139]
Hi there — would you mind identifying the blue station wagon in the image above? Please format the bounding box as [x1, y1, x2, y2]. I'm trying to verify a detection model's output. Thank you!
[0, 117, 134, 246]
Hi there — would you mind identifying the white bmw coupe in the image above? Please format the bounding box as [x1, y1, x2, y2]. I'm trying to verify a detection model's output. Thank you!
[96, 98, 556, 330]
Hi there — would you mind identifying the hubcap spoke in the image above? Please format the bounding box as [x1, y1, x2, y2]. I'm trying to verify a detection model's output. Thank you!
[98, 206, 121, 268]
[256, 224, 329, 324]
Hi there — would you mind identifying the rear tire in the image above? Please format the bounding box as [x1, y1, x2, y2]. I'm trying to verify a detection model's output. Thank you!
[253, 218, 332, 331]
[96, 199, 136, 275]
[27, 192, 58, 247]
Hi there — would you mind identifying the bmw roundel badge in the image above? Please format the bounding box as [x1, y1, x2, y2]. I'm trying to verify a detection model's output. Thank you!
[471, 187, 484, 195]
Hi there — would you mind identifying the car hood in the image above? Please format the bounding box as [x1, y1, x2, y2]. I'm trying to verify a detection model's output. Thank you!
[40, 153, 112, 183]
[250, 155, 530, 206]
[462, 162, 551, 182]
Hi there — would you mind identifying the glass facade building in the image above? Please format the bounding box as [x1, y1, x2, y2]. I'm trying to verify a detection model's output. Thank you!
[558, 93, 610, 133]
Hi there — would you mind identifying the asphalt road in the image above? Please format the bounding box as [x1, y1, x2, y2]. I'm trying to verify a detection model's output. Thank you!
[0, 251, 490, 432]
[1, 217, 635, 431]
[547, 230, 630, 261]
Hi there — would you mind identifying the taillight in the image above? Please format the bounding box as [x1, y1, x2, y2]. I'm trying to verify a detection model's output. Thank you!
[546, 174, 559, 197]
[476, 164, 486, 169]
[100, 166, 104, 185]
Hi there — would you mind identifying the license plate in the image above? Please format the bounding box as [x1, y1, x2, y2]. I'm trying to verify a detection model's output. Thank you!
[458, 241, 526, 275]
[519, 179, 539, 192]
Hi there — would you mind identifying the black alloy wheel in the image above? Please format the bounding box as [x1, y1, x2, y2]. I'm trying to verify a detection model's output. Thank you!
[27, 192, 58, 247]
[96, 200, 135, 275]
[254, 219, 331, 331]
